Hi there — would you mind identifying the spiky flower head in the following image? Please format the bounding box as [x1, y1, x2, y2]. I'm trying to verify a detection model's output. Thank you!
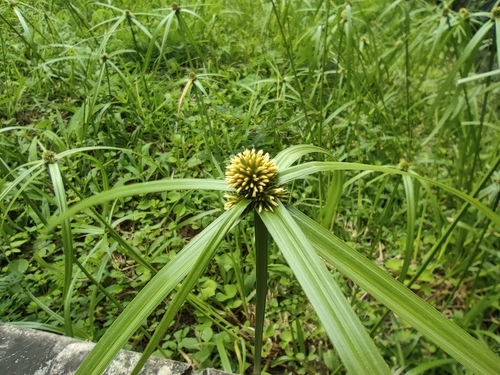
[493, 7, 500, 19]
[42, 151, 57, 164]
[224, 149, 287, 212]
[398, 159, 409, 171]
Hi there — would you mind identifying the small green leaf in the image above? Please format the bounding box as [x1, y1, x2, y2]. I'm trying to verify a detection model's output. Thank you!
[8, 259, 29, 274]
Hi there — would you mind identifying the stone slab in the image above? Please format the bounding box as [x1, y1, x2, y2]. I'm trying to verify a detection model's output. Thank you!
[0, 323, 235, 375]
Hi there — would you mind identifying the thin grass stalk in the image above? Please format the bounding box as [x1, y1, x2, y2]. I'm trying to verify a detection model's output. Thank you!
[179, 10, 207, 65]
[318, 0, 331, 148]
[442, 217, 490, 310]
[408, 154, 500, 286]
[193, 84, 223, 162]
[15, 5, 50, 47]
[270, 0, 312, 139]
[124, 11, 151, 100]
[174, 10, 196, 68]
[368, 175, 399, 258]
[63, 0, 98, 46]
[315, 0, 333, 229]
[0, 12, 39, 61]
[152, 11, 176, 75]
[0, 21, 6, 73]
[143, 12, 173, 76]
[344, 2, 353, 94]
[230, 224, 250, 320]
[43, 11, 64, 45]
[466, 248, 491, 309]
[404, 0, 412, 154]
[103, 59, 113, 99]
[253, 211, 268, 375]
[87, 246, 109, 340]
[430, 19, 494, 116]
[469, 34, 497, 190]
[444, 14, 477, 193]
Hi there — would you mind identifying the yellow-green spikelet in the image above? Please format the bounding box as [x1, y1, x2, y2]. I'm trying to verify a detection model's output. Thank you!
[224, 149, 287, 212]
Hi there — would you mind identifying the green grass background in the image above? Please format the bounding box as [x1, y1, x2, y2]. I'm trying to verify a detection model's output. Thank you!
[1, 0, 500, 374]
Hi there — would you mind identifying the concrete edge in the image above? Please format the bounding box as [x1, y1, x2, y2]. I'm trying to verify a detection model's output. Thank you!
[0, 323, 236, 375]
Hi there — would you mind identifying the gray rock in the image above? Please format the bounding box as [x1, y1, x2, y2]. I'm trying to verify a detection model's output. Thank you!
[0, 323, 235, 375]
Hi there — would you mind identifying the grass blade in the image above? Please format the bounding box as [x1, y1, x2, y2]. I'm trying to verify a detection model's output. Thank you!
[278, 162, 500, 228]
[47, 162, 74, 337]
[260, 203, 390, 375]
[47, 179, 229, 231]
[130, 200, 249, 375]
[289, 207, 500, 374]
[274, 144, 333, 170]
[74, 201, 247, 375]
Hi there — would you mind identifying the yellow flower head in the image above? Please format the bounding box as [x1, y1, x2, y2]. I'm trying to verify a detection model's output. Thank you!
[494, 7, 500, 19]
[224, 149, 287, 212]
[42, 151, 57, 164]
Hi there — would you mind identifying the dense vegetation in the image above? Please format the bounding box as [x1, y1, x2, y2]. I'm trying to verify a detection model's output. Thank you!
[1, 0, 499, 374]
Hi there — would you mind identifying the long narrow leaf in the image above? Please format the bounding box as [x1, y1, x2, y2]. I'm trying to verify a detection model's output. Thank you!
[130, 200, 249, 375]
[260, 203, 390, 375]
[430, 19, 494, 114]
[400, 175, 417, 281]
[274, 144, 333, 169]
[47, 163, 74, 337]
[289, 207, 500, 374]
[74, 202, 247, 375]
[278, 162, 500, 228]
[47, 179, 229, 231]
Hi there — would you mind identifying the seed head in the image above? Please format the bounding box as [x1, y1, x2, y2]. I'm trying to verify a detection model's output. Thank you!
[459, 8, 469, 19]
[224, 149, 287, 212]
[493, 7, 500, 19]
[42, 151, 57, 164]
[398, 159, 409, 171]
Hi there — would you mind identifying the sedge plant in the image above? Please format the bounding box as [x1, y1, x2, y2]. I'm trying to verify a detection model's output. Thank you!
[45, 145, 500, 375]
